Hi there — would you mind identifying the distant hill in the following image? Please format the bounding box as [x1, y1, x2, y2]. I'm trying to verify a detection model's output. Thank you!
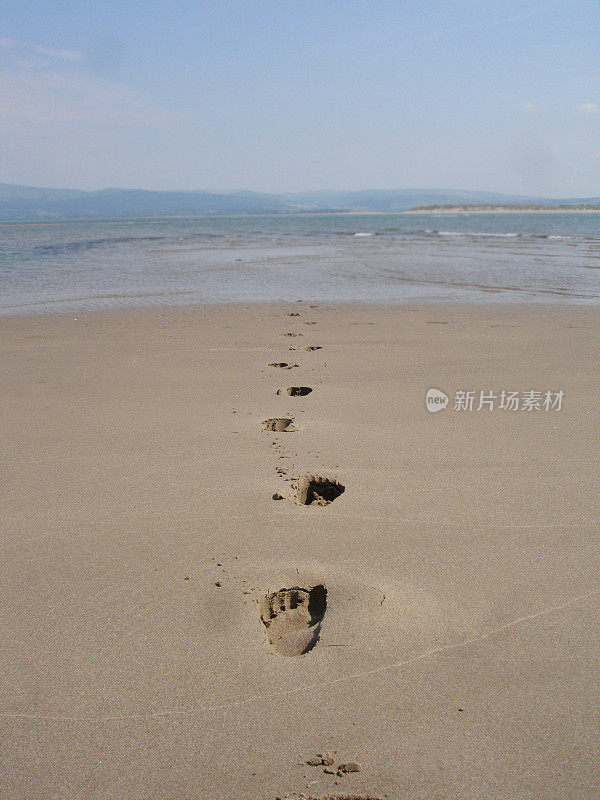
[1, 183, 599, 220]
[0, 185, 290, 220]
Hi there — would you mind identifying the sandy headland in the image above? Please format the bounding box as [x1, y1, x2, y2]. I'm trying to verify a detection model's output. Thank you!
[1, 302, 599, 800]
[404, 206, 600, 213]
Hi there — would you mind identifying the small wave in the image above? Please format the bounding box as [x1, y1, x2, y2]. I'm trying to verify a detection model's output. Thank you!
[354, 232, 374, 237]
[185, 232, 225, 240]
[437, 231, 522, 238]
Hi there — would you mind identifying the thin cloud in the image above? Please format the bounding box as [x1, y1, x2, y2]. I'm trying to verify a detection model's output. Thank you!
[401, 3, 551, 50]
[576, 102, 599, 116]
[519, 102, 538, 114]
[1, 70, 169, 127]
[0, 37, 169, 128]
[34, 45, 83, 61]
[0, 38, 83, 61]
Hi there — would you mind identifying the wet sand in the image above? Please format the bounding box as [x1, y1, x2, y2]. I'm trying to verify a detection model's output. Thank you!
[1, 302, 599, 800]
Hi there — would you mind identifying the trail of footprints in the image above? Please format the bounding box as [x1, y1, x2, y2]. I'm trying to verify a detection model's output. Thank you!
[256, 306, 345, 658]
[203, 308, 364, 792]
[214, 306, 363, 793]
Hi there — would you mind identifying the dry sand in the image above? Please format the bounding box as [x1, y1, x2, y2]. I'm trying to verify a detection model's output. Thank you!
[1, 302, 599, 800]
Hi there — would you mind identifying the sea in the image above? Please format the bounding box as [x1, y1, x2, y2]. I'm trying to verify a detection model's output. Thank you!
[1, 212, 599, 316]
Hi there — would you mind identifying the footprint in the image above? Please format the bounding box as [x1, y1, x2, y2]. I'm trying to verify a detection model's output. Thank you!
[262, 418, 294, 432]
[286, 312, 300, 317]
[277, 387, 312, 396]
[282, 332, 303, 337]
[259, 585, 327, 656]
[295, 475, 345, 506]
[268, 362, 298, 369]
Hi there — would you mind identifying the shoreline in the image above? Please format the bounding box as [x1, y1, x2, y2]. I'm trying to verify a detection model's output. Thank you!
[2, 296, 600, 324]
[405, 207, 600, 214]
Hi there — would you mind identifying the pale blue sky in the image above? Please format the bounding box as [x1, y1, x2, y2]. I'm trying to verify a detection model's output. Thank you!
[1, 0, 599, 195]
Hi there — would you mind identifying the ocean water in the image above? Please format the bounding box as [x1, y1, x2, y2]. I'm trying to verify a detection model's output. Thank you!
[1, 212, 598, 316]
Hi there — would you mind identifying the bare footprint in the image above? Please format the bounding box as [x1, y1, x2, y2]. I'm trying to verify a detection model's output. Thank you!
[277, 386, 312, 396]
[259, 585, 327, 656]
[268, 362, 298, 369]
[262, 418, 294, 432]
[295, 475, 345, 506]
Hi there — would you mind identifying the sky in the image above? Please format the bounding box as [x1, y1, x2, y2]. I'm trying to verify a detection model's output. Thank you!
[1, 0, 599, 196]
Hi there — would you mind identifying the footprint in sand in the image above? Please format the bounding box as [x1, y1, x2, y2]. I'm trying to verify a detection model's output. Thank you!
[259, 585, 327, 656]
[295, 474, 345, 506]
[262, 418, 295, 432]
[288, 345, 322, 351]
[282, 332, 303, 337]
[268, 362, 298, 369]
[277, 386, 312, 396]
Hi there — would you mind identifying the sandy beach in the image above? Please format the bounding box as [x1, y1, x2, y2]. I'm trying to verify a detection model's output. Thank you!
[1, 302, 599, 800]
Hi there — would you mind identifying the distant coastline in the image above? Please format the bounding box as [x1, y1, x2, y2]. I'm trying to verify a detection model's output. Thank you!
[2, 184, 599, 221]
[406, 204, 600, 214]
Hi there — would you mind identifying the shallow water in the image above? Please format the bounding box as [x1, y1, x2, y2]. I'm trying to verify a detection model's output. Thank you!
[1, 212, 598, 315]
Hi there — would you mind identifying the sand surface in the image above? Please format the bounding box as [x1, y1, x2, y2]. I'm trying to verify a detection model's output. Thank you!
[1, 302, 599, 800]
